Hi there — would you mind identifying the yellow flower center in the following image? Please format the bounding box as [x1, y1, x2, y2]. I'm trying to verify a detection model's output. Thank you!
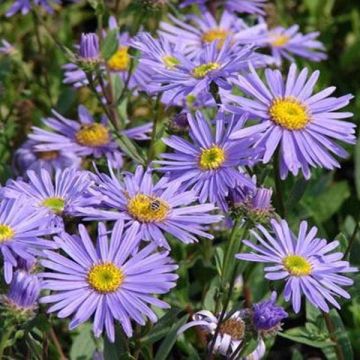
[42, 197, 65, 214]
[127, 194, 169, 223]
[0, 224, 15, 243]
[107, 47, 130, 72]
[199, 146, 225, 170]
[269, 97, 309, 130]
[283, 255, 312, 276]
[271, 34, 289, 47]
[219, 318, 245, 340]
[87, 263, 124, 293]
[162, 55, 180, 69]
[202, 28, 228, 48]
[192, 62, 220, 79]
[75, 123, 110, 147]
[37, 150, 59, 160]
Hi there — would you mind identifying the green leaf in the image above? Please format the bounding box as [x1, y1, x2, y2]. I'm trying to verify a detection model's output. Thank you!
[101, 29, 118, 61]
[141, 308, 182, 344]
[104, 326, 134, 360]
[70, 324, 96, 360]
[154, 314, 189, 360]
[279, 327, 333, 349]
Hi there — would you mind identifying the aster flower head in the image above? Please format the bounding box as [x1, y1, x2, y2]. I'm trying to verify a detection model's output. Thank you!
[29, 106, 123, 168]
[13, 139, 81, 175]
[79, 33, 100, 62]
[145, 38, 260, 104]
[252, 292, 287, 335]
[157, 111, 258, 210]
[236, 219, 357, 313]
[228, 179, 273, 223]
[180, 0, 206, 8]
[40, 221, 178, 342]
[6, 0, 62, 17]
[159, 10, 267, 59]
[229, 64, 356, 179]
[0, 198, 56, 283]
[261, 25, 327, 66]
[78, 165, 222, 248]
[2, 168, 99, 229]
[4, 271, 41, 313]
[225, 0, 267, 15]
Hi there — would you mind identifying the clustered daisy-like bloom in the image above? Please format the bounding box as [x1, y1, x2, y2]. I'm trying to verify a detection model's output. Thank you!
[80, 166, 222, 248]
[157, 111, 257, 210]
[0, 198, 56, 283]
[40, 222, 178, 341]
[228, 64, 355, 179]
[236, 219, 357, 312]
[6, 0, 63, 17]
[2, 168, 99, 228]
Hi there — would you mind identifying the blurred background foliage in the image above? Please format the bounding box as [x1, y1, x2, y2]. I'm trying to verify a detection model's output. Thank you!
[0, 0, 360, 359]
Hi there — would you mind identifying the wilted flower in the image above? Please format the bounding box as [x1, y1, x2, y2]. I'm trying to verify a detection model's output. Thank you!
[0, 39, 16, 55]
[236, 219, 357, 313]
[252, 292, 288, 336]
[40, 221, 178, 342]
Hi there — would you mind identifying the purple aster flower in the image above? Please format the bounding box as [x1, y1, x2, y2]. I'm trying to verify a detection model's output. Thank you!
[2, 168, 99, 229]
[5, 270, 41, 311]
[40, 221, 178, 342]
[146, 39, 262, 104]
[260, 25, 327, 66]
[13, 139, 81, 175]
[79, 33, 100, 62]
[225, 0, 267, 15]
[157, 111, 257, 210]
[228, 64, 356, 179]
[0, 198, 56, 283]
[252, 292, 287, 334]
[228, 179, 273, 221]
[179, 0, 206, 8]
[6, 0, 61, 17]
[29, 106, 123, 168]
[78, 166, 222, 248]
[159, 11, 266, 59]
[0, 39, 16, 55]
[236, 219, 357, 313]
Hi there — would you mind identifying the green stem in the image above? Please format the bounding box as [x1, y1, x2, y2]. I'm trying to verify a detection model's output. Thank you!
[147, 95, 161, 163]
[344, 219, 359, 259]
[323, 312, 345, 360]
[273, 155, 285, 218]
[0, 326, 14, 358]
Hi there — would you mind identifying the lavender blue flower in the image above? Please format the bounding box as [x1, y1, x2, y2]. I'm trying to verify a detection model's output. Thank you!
[6, 271, 40, 310]
[225, 0, 267, 15]
[6, 0, 61, 17]
[159, 10, 266, 58]
[79, 33, 100, 62]
[228, 64, 356, 179]
[143, 38, 262, 105]
[78, 166, 222, 248]
[179, 0, 206, 8]
[252, 292, 288, 332]
[13, 139, 81, 175]
[236, 219, 357, 313]
[0, 198, 56, 283]
[260, 25, 327, 66]
[29, 106, 123, 168]
[40, 221, 178, 341]
[2, 168, 99, 229]
[157, 111, 257, 210]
